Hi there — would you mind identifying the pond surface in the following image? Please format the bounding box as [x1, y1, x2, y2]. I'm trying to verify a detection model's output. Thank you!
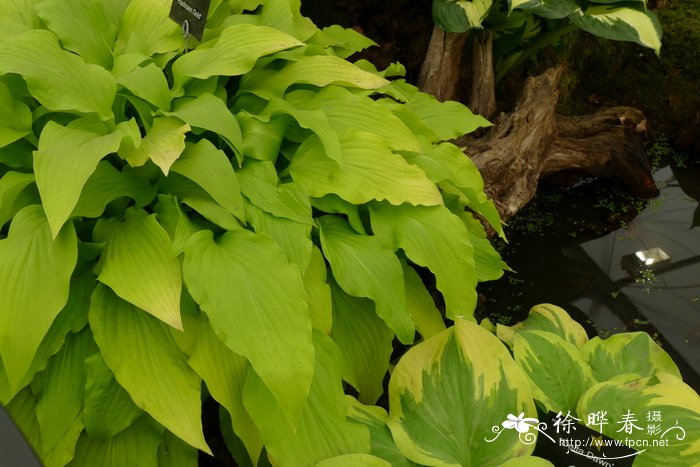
[480, 153, 700, 390]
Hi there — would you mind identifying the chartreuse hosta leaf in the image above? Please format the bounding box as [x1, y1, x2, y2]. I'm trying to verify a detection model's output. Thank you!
[315, 454, 391, 467]
[95, 208, 183, 329]
[319, 216, 414, 344]
[113, 0, 181, 57]
[0, 171, 34, 227]
[183, 228, 314, 428]
[401, 260, 446, 339]
[513, 330, 596, 413]
[432, 0, 494, 33]
[497, 303, 589, 348]
[387, 319, 536, 466]
[115, 60, 171, 111]
[509, 0, 579, 19]
[83, 352, 143, 439]
[310, 24, 377, 58]
[582, 332, 681, 382]
[457, 209, 508, 281]
[290, 131, 442, 207]
[0, 80, 31, 147]
[0, 29, 116, 120]
[34, 118, 140, 237]
[166, 94, 244, 159]
[286, 86, 421, 153]
[0, 205, 77, 392]
[157, 430, 198, 467]
[241, 55, 389, 97]
[243, 331, 370, 465]
[404, 92, 491, 141]
[330, 283, 394, 405]
[69, 415, 164, 467]
[172, 23, 303, 94]
[571, 4, 662, 56]
[171, 139, 245, 221]
[304, 245, 333, 334]
[120, 116, 189, 174]
[346, 398, 418, 467]
[35, 0, 116, 68]
[577, 374, 700, 466]
[32, 328, 96, 458]
[370, 203, 478, 320]
[171, 309, 263, 465]
[89, 284, 209, 454]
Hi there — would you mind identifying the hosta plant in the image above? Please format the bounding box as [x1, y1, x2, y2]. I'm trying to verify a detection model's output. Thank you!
[433, 0, 663, 80]
[0, 0, 513, 465]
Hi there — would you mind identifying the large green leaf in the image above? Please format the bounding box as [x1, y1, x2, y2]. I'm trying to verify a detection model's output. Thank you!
[89, 285, 209, 453]
[370, 203, 478, 320]
[83, 352, 143, 439]
[387, 319, 536, 466]
[286, 86, 421, 152]
[157, 430, 198, 467]
[304, 245, 333, 334]
[457, 209, 508, 281]
[183, 229, 314, 428]
[115, 61, 171, 110]
[166, 94, 244, 158]
[0, 171, 34, 227]
[35, 0, 116, 67]
[582, 332, 681, 382]
[577, 374, 700, 466]
[290, 132, 442, 207]
[95, 208, 183, 330]
[497, 303, 589, 349]
[241, 55, 389, 97]
[513, 330, 595, 413]
[432, 0, 494, 33]
[71, 162, 157, 220]
[0, 29, 116, 120]
[172, 310, 263, 465]
[330, 283, 394, 404]
[34, 118, 138, 237]
[113, 0, 181, 56]
[404, 92, 491, 140]
[0, 205, 77, 391]
[319, 216, 414, 344]
[172, 23, 303, 93]
[171, 140, 245, 221]
[69, 415, 164, 467]
[571, 4, 662, 56]
[120, 116, 189, 174]
[33, 329, 96, 457]
[509, 0, 578, 19]
[401, 260, 446, 339]
[243, 332, 371, 466]
[0, 80, 32, 148]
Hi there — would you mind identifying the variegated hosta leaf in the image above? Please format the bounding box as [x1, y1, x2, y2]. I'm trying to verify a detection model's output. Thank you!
[432, 0, 494, 33]
[346, 397, 418, 467]
[497, 303, 589, 348]
[94, 208, 183, 330]
[0, 205, 77, 392]
[387, 319, 536, 466]
[320, 215, 414, 344]
[509, 0, 578, 19]
[499, 456, 555, 466]
[315, 454, 391, 467]
[89, 285, 210, 454]
[577, 374, 700, 466]
[513, 330, 596, 414]
[243, 332, 370, 466]
[183, 228, 314, 429]
[571, 4, 662, 56]
[582, 332, 681, 382]
[370, 203, 478, 321]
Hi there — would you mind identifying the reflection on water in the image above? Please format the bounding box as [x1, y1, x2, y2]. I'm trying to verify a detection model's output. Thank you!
[482, 160, 700, 390]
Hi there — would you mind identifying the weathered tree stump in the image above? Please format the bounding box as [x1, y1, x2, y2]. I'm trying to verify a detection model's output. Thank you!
[417, 26, 468, 102]
[466, 66, 658, 220]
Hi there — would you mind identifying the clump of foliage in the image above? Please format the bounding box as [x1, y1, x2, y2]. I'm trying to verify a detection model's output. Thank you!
[0, 0, 514, 465]
[432, 0, 663, 80]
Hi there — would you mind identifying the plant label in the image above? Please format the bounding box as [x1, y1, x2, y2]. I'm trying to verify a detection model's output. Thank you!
[169, 0, 211, 41]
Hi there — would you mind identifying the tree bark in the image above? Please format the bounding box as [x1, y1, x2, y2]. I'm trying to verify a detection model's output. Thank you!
[468, 66, 658, 220]
[467, 31, 496, 120]
[417, 26, 468, 102]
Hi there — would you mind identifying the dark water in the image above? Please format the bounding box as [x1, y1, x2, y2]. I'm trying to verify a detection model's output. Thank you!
[480, 155, 700, 390]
